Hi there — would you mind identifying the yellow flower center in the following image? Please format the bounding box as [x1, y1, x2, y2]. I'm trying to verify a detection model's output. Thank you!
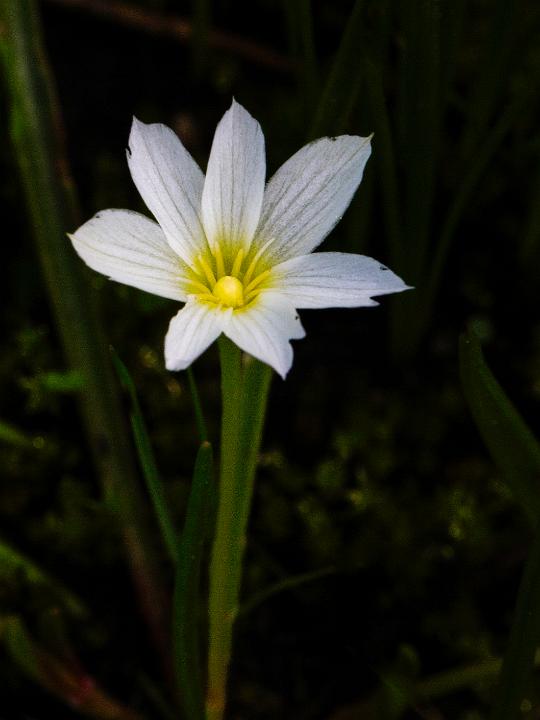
[188, 243, 272, 310]
[212, 276, 244, 307]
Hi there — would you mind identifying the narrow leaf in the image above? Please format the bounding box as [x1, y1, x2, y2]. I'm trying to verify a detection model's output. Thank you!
[1, 615, 144, 720]
[187, 367, 208, 442]
[0, 419, 34, 449]
[308, 0, 365, 139]
[239, 565, 335, 618]
[282, 0, 319, 114]
[174, 441, 214, 720]
[111, 348, 180, 563]
[0, 538, 88, 619]
[490, 528, 540, 720]
[459, 330, 540, 526]
[0, 0, 170, 666]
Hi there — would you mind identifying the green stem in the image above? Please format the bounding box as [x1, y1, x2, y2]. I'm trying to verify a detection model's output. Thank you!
[206, 340, 272, 720]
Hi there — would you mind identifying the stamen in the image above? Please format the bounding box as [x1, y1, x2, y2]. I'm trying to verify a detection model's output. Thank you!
[231, 249, 244, 277]
[244, 269, 271, 295]
[242, 237, 275, 286]
[213, 244, 226, 278]
[198, 254, 217, 287]
[189, 278, 213, 295]
[197, 293, 219, 304]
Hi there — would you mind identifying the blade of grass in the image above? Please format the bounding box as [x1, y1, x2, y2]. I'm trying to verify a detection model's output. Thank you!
[389, 0, 442, 358]
[111, 348, 180, 564]
[396, 0, 441, 282]
[174, 441, 214, 720]
[460, 329, 540, 717]
[308, 0, 366, 139]
[238, 565, 335, 618]
[363, 56, 402, 267]
[187, 367, 208, 442]
[489, 529, 540, 719]
[0, 0, 171, 676]
[0, 418, 35, 449]
[237, 355, 273, 505]
[459, 0, 516, 161]
[519, 157, 540, 266]
[0, 537, 88, 619]
[426, 97, 522, 312]
[459, 329, 540, 526]
[1, 615, 144, 720]
[282, 0, 319, 115]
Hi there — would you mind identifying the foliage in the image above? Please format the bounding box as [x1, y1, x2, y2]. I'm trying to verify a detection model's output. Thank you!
[1, 0, 540, 718]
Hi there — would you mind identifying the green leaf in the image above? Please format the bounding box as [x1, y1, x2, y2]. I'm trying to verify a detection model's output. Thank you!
[0, 419, 34, 448]
[0, 0, 169, 665]
[174, 441, 214, 720]
[1, 615, 144, 720]
[111, 348, 180, 563]
[308, 0, 365, 139]
[239, 565, 335, 618]
[38, 369, 85, 393]
[0, 537, 88, 619]
[460, 330, 540, 716]
[282, 0, 319, 115]
[489, 529, 540, 720]
[1, 615, 42, 682]
[187, 367, 208, 442]
[459, 330, 540, 526]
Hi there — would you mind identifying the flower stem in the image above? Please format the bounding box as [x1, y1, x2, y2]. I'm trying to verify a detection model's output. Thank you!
[207, 339, 272, 719]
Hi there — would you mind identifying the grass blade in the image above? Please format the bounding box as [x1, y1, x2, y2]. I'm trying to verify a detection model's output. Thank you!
[459, 0, 516, 160]
[0, 419, 35, 449]
[363, 56, 402, 267]
[308, 0, 365, 139]
[1, 615, 144, 720]
[111, 348, 180, 564]
[187, 367, 208, 442]
[282, 0, 319, 115]
[489, 529, 540, 719]
[460, 329, 540, 716]
[0, 0, 171, 675]
[0, 538, 87, 619]
[426, 98, 522, 312]
[239, 565, 335, 618]
[174, 441, 214, 720]
[459, 329, 540, 526]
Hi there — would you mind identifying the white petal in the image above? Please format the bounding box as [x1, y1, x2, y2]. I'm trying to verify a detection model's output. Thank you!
[165, 300, 226, 371]
[224, 292, 305, 379]
[127, 118, 207, 264]
[201, 100, 265, 257]
[69, 209, 188, 301]
[255, 135, 372, 263]
[272, 252, 410, 308]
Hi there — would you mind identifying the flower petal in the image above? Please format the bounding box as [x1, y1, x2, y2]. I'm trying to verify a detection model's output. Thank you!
[165, 300, 226, 371]
[201, 100, 265, 258]
[127, 118, 207, 264]
[271, 252, 410, 308]
[255, 135, 372, 263]
[224, 292, 305, 379]
[69, 209, 188, 301]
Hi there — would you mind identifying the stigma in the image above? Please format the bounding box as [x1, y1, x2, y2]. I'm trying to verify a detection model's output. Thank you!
[213, 275, 245, 308]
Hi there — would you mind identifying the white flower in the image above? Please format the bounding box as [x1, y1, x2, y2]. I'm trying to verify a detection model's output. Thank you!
[70, 100, 409, 378]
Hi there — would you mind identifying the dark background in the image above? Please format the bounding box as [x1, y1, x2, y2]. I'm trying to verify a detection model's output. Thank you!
[2, 1, 540, 718]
